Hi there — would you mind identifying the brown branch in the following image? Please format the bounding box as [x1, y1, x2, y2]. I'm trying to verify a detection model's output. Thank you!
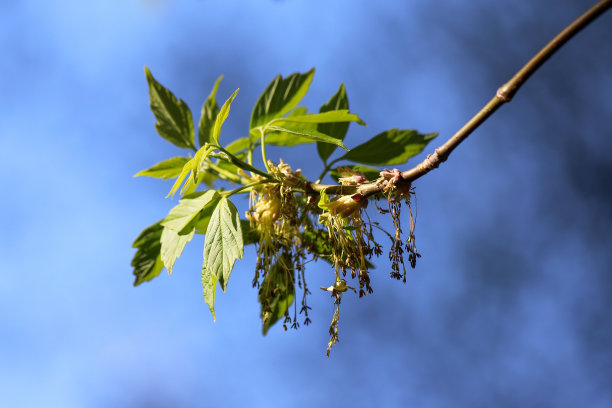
[308, 0, 612, 197]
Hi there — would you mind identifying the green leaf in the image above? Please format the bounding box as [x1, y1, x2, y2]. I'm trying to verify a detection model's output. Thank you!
[274, 110, 363, 125]
[260, 107, 314, 146]
[259, 254, 295, 335]
[225, 137, 251, 154]
[265, 125, 348, 150]
[330, 165, 381, 183]
[145, 67, 195, 150]
[192, 145, 214, 183]
[202, 267, 218, 321]
[161, 190, 220, 234]
[160, 227, 195, 274]
[317, 84, 352, 163]
[134, 157, 191, 180]
[341, 129, 438, 165]
[167, 158, 194, 198]
[202, 197, 243, 292]
[211, 89, 239, 145]
[250, 69, 315, 129]
[131, 221, 164, 286]
[198, 75, 222, 147]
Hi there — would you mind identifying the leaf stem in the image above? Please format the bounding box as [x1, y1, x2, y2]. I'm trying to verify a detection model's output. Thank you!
[260, 127, 272, 173]
[205, 161, 248, 184]
[223, 179, 274, 197]
[214, 145, 274, 179]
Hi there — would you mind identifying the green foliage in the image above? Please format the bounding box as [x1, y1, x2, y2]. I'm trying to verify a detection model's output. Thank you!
[160, 227, 195, 274]
[132, 68, 437, 352]
[317, 84, 355, 163]
[264, 126, 348, 150]
[162, 191, 220, 234]
[131, 221, 164, 286]
[198, 75, 222, 147]
[250, 68, 315, 129]
[341, 129, 438, 165]
[145, 67, 196, 150]
[134, 156, 191, 180]
[202, 197, 243, 318]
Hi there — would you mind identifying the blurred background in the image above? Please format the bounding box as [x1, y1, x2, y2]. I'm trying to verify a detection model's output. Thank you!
[1, 0, 611, 406]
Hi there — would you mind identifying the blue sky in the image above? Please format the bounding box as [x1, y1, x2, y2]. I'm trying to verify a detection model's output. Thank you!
[2, 1, 612, 407]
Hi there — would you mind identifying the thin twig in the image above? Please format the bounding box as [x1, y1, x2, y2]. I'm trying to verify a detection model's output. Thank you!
[307, 0, 612, 196]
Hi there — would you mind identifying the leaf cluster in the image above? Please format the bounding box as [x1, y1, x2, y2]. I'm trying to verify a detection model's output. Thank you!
[132, 67, 437, 351]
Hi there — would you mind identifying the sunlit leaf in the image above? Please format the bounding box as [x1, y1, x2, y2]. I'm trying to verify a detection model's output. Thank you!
[198, 75, 222, 147]
[341, 129, 438, 165]
[250, 69, 315, 129]
[274, 110, 363, 125]
[211, 89, 239, 145]
[145, 67, 195, 150]
[131, 221, 164, 286]
[160, 227, 195, 274]
[202, 267, 218, 321]
[134, 157, 191, 180]
[202, 197, 243, 293]
[161, 190, 220, 234]
[317, 84, 353, 163]
[265, 125, 348, 149]
[166, 158, 194, 198]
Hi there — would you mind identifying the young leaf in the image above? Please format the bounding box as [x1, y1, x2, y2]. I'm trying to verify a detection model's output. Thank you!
[250, 69, 315, 129]
[274, 110, 363, 125]
[202, 197, 243, 292]
[211, 89, 239, 146]
[202, 267, 218, 321]
[161, 190, 220, 234]
[145, 67, 195, 150]
[134, 157, 191, 180]
[265, 125, 348, 150]
[160, 227, 195, 274]
[225, 136, 251, 154]
[198, 75, 222, 147]
[167, 158, 194, 198]
[131, 221, 164, 286]
[260, 107, 315, 146]
[259, 255, 295, 335]
[317, 83, 351, 163]
[192, 145, 214, 183]
[340, 129, 438, 165]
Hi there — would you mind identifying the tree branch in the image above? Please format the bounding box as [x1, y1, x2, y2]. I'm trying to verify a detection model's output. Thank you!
[308, 0, 612, 197]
